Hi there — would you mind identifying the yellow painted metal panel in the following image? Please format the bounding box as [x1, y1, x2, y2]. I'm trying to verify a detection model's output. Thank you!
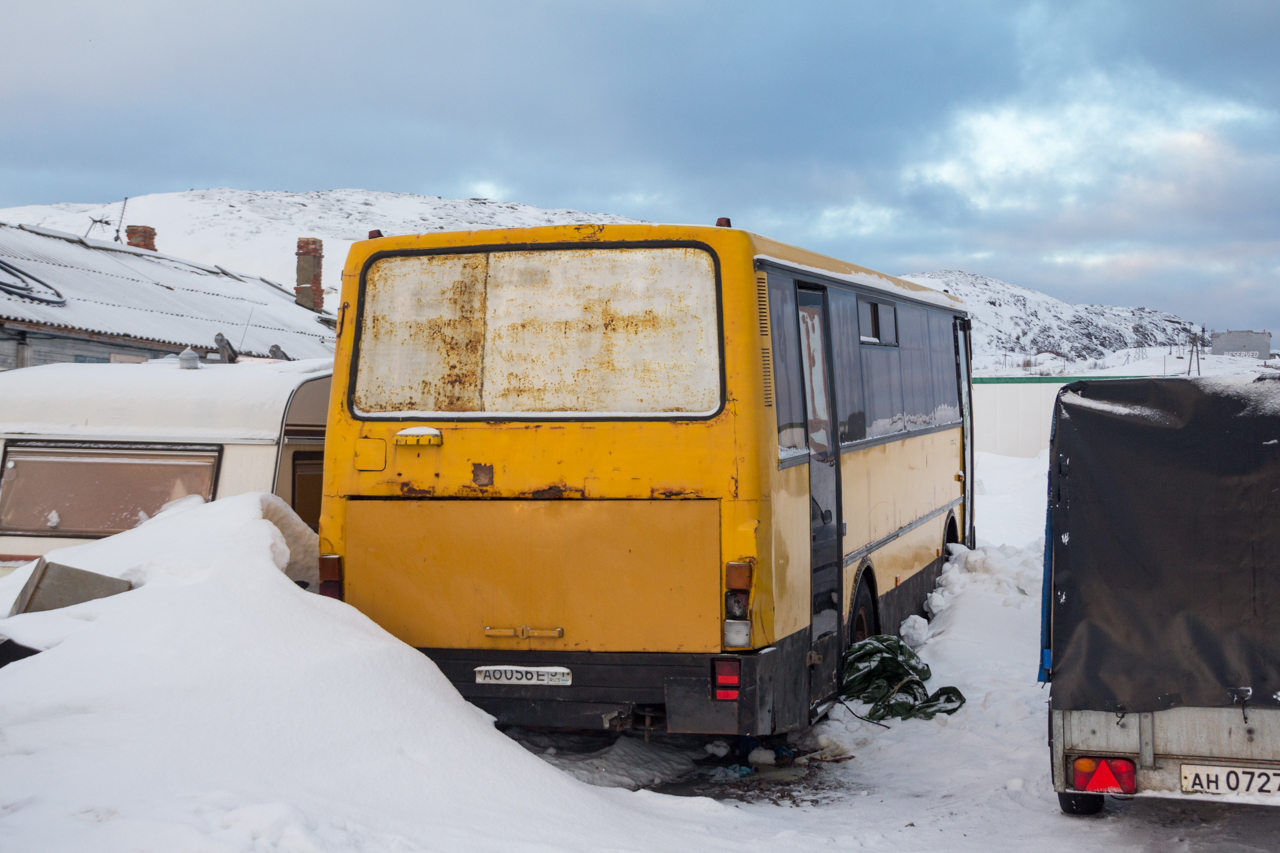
[344, 498, 721, 653]
[353, 438, 386, 471]
[869, 520, 945, 603]
[770, 463, 810, 640]
[839, 427, 962, 553]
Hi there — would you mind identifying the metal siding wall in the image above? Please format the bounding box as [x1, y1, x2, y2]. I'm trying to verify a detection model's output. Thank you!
[973, 381, 1070, 458]
[23, 337, 166, 367]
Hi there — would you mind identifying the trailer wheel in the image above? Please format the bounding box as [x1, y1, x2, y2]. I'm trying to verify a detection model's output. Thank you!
[850, 578, 877, 643]
[1057, 792, 1103, 815]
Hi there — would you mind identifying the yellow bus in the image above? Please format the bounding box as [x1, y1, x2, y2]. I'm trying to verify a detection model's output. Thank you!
[319, 223, 973, 736]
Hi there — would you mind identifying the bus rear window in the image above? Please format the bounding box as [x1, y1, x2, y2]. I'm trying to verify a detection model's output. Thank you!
[352, 247, 721, 418]
[0, 447, 217, 536]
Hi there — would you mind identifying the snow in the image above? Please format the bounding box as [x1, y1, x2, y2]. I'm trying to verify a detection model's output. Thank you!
[0, 357, 331, 443]
[975, 346, 1271, 379]
[0, 189, 641, 302]
[3, 435, 1279, 847]
[1059, 390, 1173, 424]
[0, 222, 336, 359]
[901, 269, 1202, 364]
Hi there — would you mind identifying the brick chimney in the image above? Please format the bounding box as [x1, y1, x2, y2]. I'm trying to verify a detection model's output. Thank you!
[295, 238, 323, 312]
[125, 225, 156, 251]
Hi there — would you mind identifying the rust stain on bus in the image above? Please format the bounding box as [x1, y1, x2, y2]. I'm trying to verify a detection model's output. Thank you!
[523, 484, 585, 500]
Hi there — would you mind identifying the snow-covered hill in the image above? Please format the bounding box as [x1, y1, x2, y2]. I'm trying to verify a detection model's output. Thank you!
[900, 270, 1197, 361]
[0, 190, 1200, 365]
[0, 188, 640, 298]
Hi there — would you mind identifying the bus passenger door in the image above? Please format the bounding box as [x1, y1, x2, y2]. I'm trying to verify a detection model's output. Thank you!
[797, 289, 841, 704]
[956, 317, 975, 547]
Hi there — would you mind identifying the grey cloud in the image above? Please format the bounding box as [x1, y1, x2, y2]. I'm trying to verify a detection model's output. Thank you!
[1, 0, 1277, 331]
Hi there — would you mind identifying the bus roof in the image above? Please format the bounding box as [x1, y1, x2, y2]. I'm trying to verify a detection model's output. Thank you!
[748, 233, 966, 311]
[0, 358, 332, 445]
[344, 223, 966, 313]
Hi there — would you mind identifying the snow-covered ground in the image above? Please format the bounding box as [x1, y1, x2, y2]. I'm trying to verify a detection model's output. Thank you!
[973, 346, 1272, 379]
[4, 456, 1280, 849]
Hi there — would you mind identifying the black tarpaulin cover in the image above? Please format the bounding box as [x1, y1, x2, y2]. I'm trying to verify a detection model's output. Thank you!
[1046, 375, 1280, 713]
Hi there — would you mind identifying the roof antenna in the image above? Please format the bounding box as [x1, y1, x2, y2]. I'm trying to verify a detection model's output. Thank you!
[83, 216, 112, 239]
[113, 198, 129, 243]
[237, 305, 255, 350]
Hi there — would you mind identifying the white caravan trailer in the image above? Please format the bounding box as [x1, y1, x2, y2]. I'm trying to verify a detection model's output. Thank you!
[0, 358, 331, 570]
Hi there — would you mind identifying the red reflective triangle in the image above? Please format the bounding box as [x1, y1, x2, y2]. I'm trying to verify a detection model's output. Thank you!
[1085, 760, 1121, 793]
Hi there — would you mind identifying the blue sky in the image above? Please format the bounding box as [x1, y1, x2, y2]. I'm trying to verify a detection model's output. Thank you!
[2, 1, 1278, 331]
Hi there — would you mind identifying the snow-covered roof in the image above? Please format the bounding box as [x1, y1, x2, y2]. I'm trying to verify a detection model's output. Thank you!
[0, 222, 335, 358]
[0, 358, 332, 444]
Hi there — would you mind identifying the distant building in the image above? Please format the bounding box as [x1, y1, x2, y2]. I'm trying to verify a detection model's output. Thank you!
[1211, 330, 1271, 358]
[0, 222, 334, 369]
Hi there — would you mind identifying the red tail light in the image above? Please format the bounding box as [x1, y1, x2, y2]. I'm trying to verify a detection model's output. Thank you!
[319, 554, 344, 600]
[1072, 757, 1136, 794]
[713, 659, 740, 701]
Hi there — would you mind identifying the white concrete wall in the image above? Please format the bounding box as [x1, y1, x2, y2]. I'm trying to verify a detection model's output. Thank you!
[972, 380, 1072, 458]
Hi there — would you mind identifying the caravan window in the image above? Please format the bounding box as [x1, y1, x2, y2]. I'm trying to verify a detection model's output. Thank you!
[0, 445, 218, 536]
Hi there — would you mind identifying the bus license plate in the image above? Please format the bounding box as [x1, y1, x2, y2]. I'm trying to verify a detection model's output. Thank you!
[1182, 764, 1280, 796]
[475, 665, 572, 686]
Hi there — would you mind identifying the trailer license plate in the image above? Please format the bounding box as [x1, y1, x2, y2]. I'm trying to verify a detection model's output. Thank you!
[475, 665, 572, 686]
[1182, 764, 1280, 795]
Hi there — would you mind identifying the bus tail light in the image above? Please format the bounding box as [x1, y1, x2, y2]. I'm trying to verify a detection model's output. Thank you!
[725, 561, 753, 590]
[713, 659, 740, 700]
[725, 591, 749, 619]
[1072, 757, 1136, 794]
[319, 554, 344, 600]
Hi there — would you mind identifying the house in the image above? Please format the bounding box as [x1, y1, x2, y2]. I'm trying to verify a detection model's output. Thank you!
[0, 222, 335, 368]
[1210, 329, 1271, 358]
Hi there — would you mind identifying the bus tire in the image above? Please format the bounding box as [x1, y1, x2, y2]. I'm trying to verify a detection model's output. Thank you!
[850, 578, 877, 644]
[1057, 792, 1104, 815]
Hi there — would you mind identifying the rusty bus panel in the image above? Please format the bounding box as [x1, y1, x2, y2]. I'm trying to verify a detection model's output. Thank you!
[351, 247, 720, 417]
[353, 252, 488, 414]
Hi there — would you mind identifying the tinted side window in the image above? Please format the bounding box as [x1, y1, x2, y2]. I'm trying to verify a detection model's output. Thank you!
[768, 275, 807, 457]
[929, 311, 961, 424]
[858, 301, 877, 342]
[861, 347, 904, 439]
[829, 289, 866, 444]
[897, 305, 934, 429]
[879, 304, 897, 345]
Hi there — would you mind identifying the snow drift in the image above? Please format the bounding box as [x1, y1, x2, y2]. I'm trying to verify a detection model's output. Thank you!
[0, 493, 749, 852]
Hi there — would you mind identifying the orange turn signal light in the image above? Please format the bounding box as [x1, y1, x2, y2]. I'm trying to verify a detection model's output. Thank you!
[725, 560, 753, 591]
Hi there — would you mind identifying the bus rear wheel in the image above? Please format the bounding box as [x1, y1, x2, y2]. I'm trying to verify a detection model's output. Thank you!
[851, 579, 877, 643]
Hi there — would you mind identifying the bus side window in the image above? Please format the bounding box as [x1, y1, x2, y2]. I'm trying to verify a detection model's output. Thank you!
[898, 305, 934, 429]
[768, 275, 807, 457]
[928, 311, 961, 424]
[828, 289, 866, 444]
[859, 297, 906, 438]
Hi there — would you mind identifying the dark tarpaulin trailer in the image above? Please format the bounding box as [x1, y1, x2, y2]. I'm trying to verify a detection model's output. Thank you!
[1041, 375, 1280, 713]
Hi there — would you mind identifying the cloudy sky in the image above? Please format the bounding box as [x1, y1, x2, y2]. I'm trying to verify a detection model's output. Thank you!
[2, 1, 1277, 330]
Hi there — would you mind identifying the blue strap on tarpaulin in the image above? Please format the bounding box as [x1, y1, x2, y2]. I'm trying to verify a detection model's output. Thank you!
[1038, 398, 1061, 684]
